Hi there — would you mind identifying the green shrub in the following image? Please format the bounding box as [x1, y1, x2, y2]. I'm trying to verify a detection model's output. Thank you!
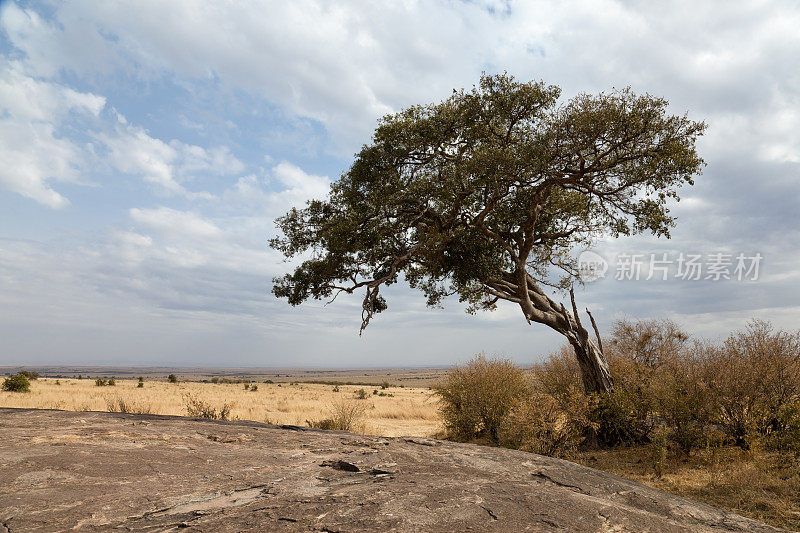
[2, 373, 31, 392]
[18, 370, 39, 380]
[354, 388, 368, 399]
[95, 378, 107, 387]
[168, 374, 178, 383]
[434, 354, 531, 442]
[107, 378, 116, 386]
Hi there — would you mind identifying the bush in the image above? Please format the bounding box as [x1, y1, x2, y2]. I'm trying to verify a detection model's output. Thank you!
[704, 320, 800, 449]
[95, 378, 107, 387]
[184, 395, 233, 420]
[105, 397, 152, 414]
[434, 354, 531, 442]
[307, 397, 367, 432]
[168, 374, 178, 383]
[2, 373, 31, 392]
[499, 392, 592, 457]
[354, 388, 368, 399]
[249, 384, 258, 392]
[107, 378, 116, 386]
[18, 370, 39, 380]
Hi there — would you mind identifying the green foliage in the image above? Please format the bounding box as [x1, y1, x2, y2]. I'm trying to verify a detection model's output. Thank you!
[107, 378, 116, 386]
[2, 373, 31, 393]
[434, 354, 531, 442]
[95, 378, 107, 387]
[270, 73, 705, 333]
[167, 374, 178, 383]
[354, 388, 368, 399]
[18, 370, 39, 380]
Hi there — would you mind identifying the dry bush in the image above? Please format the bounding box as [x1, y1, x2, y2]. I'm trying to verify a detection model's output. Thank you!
[307, 397, 367, 431]
[433, 354, 531, 442]
[499, 391, 592, 458]
[184, 394, 233, 420]
[704, 320, 800, 449]
[105, 396, 152, 414]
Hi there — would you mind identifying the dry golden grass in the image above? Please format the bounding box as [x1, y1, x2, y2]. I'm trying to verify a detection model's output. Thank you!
[574, 445, 800, 531]
[0, 378, 441, 437]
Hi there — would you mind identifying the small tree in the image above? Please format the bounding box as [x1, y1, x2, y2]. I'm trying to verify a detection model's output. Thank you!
[271, 73, 705, 393]
[2, 373, 31, 392]
[168, 374, 178, 384]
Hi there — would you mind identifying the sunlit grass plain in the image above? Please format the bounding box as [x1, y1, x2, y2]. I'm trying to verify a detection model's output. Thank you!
[0, 378, 441, 437]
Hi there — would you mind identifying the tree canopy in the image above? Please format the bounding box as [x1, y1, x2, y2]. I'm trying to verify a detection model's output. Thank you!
[270, 73, 705, 393]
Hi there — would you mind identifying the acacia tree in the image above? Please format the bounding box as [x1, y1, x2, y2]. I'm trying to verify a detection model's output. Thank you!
[270, 74, 705, 393]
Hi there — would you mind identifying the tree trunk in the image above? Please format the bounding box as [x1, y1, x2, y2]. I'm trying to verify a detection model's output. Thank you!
[487, 273, 614, 394]
[560, 321, 614, 394]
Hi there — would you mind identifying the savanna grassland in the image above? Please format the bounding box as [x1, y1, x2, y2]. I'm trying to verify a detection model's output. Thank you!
[0, 377, 441, 437]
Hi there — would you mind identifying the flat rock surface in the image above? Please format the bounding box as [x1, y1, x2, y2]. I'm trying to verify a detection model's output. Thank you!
[0, 408, 783, 532]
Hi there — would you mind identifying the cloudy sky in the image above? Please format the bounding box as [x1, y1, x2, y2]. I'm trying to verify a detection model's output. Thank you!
[1, 0, 799, 368]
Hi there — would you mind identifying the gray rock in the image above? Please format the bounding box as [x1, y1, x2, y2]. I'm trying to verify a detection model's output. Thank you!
[0, 408, 784, 532]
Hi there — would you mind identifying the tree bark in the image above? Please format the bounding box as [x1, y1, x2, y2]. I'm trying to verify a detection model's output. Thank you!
[559, 320, 614, 394]
[487, 273, 614, 394]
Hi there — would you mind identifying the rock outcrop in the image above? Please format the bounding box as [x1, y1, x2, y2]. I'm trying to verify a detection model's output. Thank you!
[0, 408, 782, 532]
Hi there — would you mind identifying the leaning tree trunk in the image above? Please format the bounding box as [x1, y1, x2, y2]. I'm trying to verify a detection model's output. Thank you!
[557, 316, 614, 394]
[488, 272, 614, 394]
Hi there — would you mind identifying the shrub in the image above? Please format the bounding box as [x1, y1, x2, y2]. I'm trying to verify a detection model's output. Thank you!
[244, 384, 250, 390]
[18, 370, 39, 380]
[433, 354, 531, 442]
[650, 427, 668, 478]
[2, 373, 31, 392]
[184, 395, 233, 420]
[105, 397, 152, 414]
[704, 320, 800, 449]
[107, 378, 116, 386]
[380, 381, 391, 390]
[332, 385, 340, 392]
[651, 346, 712, 455]
[95, 378, 107, 387]
[168, 374, 178, 383]
[307, 398, 367, 432]
[137, 377, 144, 388]
[249, 384, 258, 392]
[499, 392, 591, 457]
[354, 388, 368, 399]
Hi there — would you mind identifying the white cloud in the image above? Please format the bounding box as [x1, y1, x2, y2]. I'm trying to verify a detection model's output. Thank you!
[97, 114, 243, 199]
[129, 207, 223, 240]
[0, 61, 105, 207]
